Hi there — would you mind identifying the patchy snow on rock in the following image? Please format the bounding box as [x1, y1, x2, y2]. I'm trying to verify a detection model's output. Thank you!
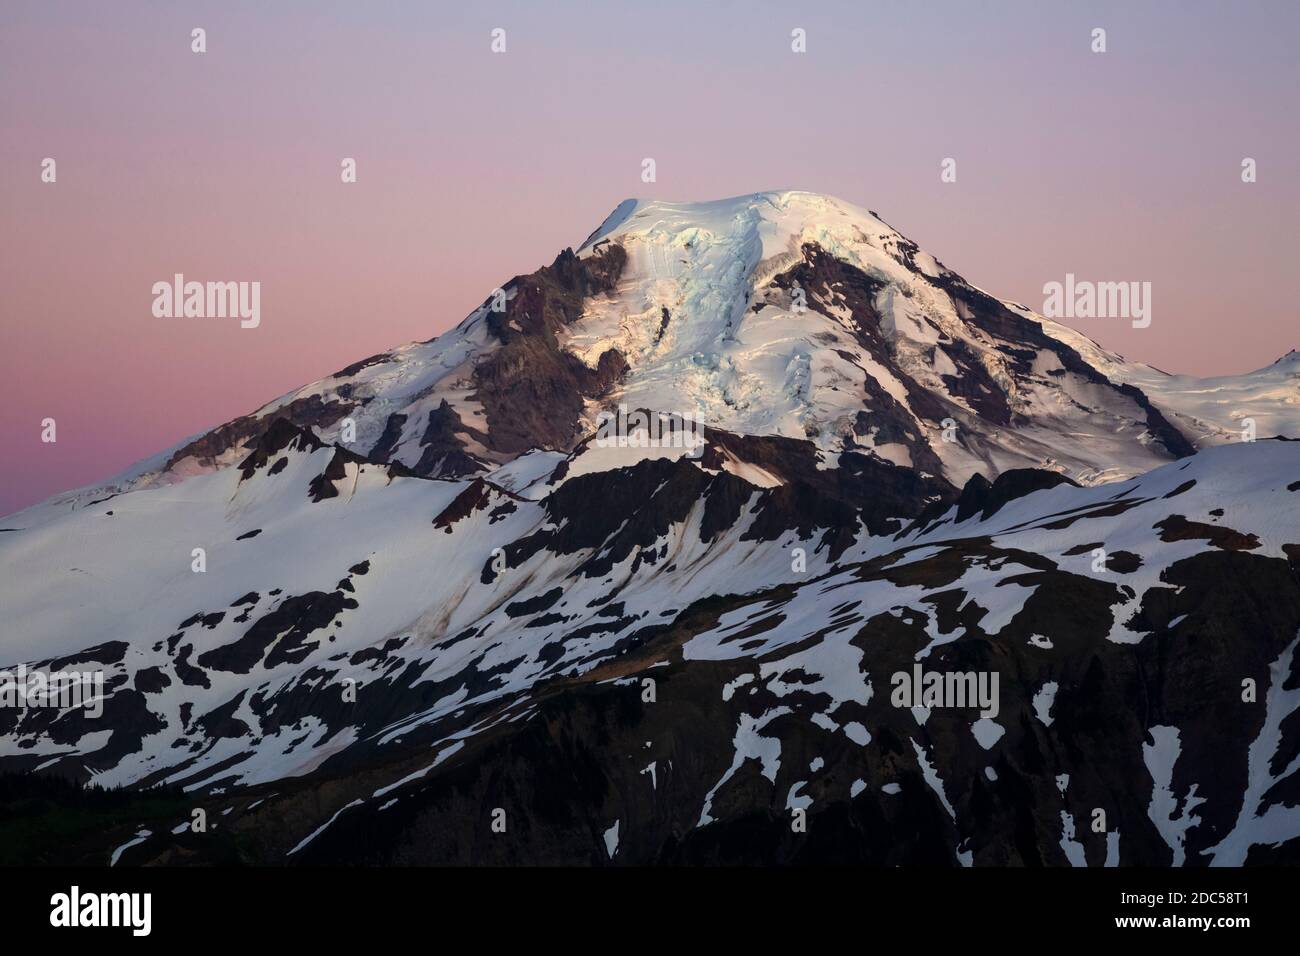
[1033, 682, 1059, 727]
[603, 820, 620, 858]
[971, 718, 1005, 750]
[109, 829, 152, 867]
[1142, 725, 1204, 866]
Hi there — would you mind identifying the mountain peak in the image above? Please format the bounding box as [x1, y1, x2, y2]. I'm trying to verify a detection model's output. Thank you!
[577, 190, 898, 259]
[10, 192, 1294, 529]
[6, 185, 1300, 869]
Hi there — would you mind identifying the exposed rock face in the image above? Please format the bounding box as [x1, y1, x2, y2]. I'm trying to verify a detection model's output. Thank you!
[412, 400, 490, 477]
[953, 469, 1079, 523]
[772, 241, 1193, 478]
[170, 394, 356, 474]
[471, 246, 630, 456]
[142, 242, 632, 486]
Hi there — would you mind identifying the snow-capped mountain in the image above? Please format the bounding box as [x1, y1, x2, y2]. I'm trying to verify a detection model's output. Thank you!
[3, 191, 1298, 866]
[25, 190, 1295, 529]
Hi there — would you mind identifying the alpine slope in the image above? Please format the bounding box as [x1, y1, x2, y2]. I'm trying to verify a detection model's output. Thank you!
[2, 191, 1297, 866]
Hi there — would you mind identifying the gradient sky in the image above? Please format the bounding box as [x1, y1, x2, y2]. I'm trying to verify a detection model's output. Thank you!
[2, 0, 1297, 516]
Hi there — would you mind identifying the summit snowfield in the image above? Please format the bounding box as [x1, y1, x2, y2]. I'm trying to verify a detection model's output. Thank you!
[2, 191, 1299, 867]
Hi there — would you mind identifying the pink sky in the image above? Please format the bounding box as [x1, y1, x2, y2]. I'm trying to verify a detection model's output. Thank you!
[2, 0, 1297, 516]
